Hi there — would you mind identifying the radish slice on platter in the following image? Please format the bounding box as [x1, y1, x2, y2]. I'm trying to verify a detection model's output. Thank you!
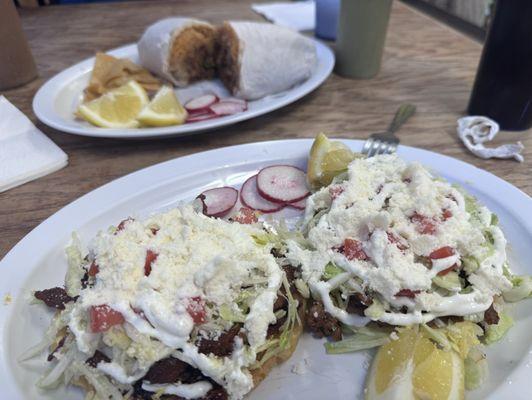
[197, 187, 238, 217]
[287, 197, 307, 210]
[186, 112, 218, 123]
[257, 165, 310, 204]
[240, 175, 284, 213]
[210, 101, 247, 116]
[184, 94, 219, 113]
[219, 97, 247, 107]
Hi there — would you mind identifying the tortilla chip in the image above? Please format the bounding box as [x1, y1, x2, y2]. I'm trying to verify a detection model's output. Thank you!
[84, 53, 161, 102]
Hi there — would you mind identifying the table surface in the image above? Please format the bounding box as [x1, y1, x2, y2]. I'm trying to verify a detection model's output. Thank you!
[1, 0, 531, 259]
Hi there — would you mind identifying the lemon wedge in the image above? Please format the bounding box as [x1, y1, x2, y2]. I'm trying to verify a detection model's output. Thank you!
[137, 86, 187, 127]
[78, 80, 149, 128]
[365, 327, 465, 400]
[307, 133, 360, 189]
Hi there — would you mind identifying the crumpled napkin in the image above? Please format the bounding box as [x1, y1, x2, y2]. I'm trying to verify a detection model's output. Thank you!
[252, 1, 316, 31]
[0, 96, 68, 193]
[457, 116, 524, 162]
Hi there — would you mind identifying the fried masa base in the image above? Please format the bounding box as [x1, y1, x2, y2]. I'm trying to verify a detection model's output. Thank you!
[250, 300, 306, 388]
[66, 301, 307, 399]
[169, 24, 217, 84]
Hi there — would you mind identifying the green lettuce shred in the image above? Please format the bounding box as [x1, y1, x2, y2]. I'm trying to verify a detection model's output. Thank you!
[251, 274, 300, 370]
[503, 275, 532, 302]
[64, 233, 85, 297]
[432, 271, 462, 291]
[322, 262, 344, 280]
[219, 304, 247, 323]
[324, 330, 390, 354]
[483, 312, 514, 345]
[464, 346, 488, 390]
[364, 298, 385, 319]
[421, 324, 451, 351]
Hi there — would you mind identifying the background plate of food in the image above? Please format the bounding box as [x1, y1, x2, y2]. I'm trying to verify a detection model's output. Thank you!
[32, 18, 335, 139]
[0, 138, 530, 399]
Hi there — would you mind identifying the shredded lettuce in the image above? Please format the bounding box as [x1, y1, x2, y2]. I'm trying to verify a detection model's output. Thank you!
[503, 275, 532, 302]
[421, 324, 451, 351]
[464, 346, 488, 390]
[324, 330, 390, 354]
[432, 271, 462, 292]
[462, 255, 480, 274]
[251, 274, 300, 370]
[322, 262, 344, 280]
[483, 312, 514, 345]
[364, 298, 385, 319]
[294, 278, 310, 299]
[70, 360, 124, 400]
[64, 233, 85, 297]
[219, 304, 247, 323]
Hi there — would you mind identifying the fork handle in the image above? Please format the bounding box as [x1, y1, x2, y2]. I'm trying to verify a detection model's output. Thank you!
[387, 104, 416, 134]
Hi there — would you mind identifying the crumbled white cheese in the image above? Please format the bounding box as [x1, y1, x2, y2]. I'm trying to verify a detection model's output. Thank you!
[68, 205, 282, 399]
[289, 155, 512, 326]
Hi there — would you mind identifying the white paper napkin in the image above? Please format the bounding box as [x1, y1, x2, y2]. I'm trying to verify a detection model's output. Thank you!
[0, 96, 68, 193]
[252, 1, 316, 31]
[457, 116, 524, 162]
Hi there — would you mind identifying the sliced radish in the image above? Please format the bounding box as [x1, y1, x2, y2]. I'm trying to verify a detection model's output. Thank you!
[240, 175, 284, 213]
[288, 197, 307, 210]
[209, 101, 247, 116]
[197, 187, 238, 217]
[185, 94, 218, 113]
[220, 97, 247, 107]
[186, 112, 218, 123]
[257, 165, 310, 204]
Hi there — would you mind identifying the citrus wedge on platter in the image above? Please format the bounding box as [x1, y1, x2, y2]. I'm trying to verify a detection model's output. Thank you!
[365, 327, 465, 400]
[307, 133, 361, 189]
[137, 86, 188, 127]
[77, 80, 149, 128]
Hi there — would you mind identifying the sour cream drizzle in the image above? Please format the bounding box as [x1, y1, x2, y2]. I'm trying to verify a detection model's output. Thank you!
[68, 205, 282, 399]
[290, 155, 512, 326]
[141, 381, 213, 399]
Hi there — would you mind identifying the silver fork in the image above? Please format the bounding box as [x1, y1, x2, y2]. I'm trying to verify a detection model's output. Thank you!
[362, 104, 416, 157]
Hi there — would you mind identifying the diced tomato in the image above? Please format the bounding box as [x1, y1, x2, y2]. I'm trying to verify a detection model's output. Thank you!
[429, 246, 457, 275]
[341, 238, 368, 261]
[410, 212, 437, 235]
[429, 246, 455, 259]
[231, 207, 258, 224]
[186, 296, 207, 324]
[144, 250, 158, 276]
[89, 305, 124, 333]
[387, 232, 408, 251]
[441, 208, 453, 221]
[395, 289, 421, 298]
[437, 265, 458, 276]
[88, 261, 99, 277]
[329, 185, 345, 200]
[116, 217, 134, 232]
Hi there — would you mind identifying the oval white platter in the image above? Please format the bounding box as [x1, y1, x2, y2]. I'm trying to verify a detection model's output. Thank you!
[32, 40, 334, 139]
[0, 139, 531, 399]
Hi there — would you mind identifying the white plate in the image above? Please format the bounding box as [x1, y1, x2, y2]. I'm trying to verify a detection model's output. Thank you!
[1, 140, 531, 400]
[32, 41, 334, 139]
